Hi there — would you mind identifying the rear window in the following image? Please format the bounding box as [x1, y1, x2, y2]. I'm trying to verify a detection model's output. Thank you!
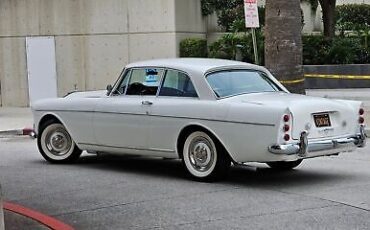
[206, 70, 282, 98]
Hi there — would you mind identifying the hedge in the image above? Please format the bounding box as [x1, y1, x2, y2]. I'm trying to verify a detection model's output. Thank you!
[179, 38, 208, 58]
[303, 36, 370, 65]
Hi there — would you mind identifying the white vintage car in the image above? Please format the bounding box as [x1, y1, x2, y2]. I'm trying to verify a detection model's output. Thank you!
[32, 58, 366, 181]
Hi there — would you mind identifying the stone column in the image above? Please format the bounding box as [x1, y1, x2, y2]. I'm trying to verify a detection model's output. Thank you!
[0, 184, 4, 230]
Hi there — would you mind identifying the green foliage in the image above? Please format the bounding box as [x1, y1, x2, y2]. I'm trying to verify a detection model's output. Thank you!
[208, 33, 239, 60]
[201, 0, 241, 16]
[179, 38, 208, 58]
[303, 35, 370, 64]
[302, 36, 332, 65]
[217, 6, 265, 32]
[326, 38, 362, 64]
[336, 4, 370, 49]
[201, 0, 265, 32]
[208, 30, 265, 65]
[336, 4, 370, 31]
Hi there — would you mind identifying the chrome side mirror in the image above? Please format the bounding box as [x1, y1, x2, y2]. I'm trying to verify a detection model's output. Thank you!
[106, 84, 113, 95]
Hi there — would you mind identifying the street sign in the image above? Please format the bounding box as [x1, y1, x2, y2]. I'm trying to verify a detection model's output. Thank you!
[244, 0, 259, 64]
[244, 0, 259, 28]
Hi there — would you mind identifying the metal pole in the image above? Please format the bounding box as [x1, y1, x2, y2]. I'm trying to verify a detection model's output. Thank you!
[251, 28, 259, 65]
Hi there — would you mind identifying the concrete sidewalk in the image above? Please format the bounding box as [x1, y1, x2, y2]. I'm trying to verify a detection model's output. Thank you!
[0, 107, 33, 137]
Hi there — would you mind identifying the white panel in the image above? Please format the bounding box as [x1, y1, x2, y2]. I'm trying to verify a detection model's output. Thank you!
[26, 36, 57, 105]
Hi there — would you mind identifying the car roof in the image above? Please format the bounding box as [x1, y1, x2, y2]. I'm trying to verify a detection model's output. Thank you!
[125, 58, 262, 75]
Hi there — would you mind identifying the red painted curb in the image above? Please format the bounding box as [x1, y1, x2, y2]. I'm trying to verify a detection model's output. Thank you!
[22, 127, 34, 136]
[3, 202, 74, 230]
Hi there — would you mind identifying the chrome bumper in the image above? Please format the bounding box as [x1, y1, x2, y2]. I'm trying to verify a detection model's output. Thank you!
[268, 126, 367, 156]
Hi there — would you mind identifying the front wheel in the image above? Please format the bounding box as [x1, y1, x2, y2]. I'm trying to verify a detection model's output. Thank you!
[37, 121, 82, 163]
[182, 131, 231, 182]
[267, 160, 302, 170]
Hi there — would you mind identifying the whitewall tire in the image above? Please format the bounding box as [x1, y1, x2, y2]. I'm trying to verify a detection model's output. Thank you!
[37, 121, 82, 163]
[182, 131, 230, 181]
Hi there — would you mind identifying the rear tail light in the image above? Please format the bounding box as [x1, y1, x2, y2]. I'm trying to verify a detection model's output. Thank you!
[283, 114, 290, 122]
[359, 108, 365, 124]
[282, 114, 291, 141]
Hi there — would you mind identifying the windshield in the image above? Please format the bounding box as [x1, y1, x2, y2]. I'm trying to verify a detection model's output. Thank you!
[206, 70, 282, 98]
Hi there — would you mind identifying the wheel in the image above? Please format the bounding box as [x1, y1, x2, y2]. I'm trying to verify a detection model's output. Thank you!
[182, 131, 231, 181]
[267, 159, 302, 170]
[37, 120, 82, 163]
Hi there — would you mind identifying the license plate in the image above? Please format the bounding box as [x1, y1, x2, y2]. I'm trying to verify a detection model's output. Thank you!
[313, 113, 331, 127]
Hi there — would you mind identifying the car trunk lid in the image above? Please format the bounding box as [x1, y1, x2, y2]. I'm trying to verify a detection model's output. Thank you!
[224, 92, 357, 140]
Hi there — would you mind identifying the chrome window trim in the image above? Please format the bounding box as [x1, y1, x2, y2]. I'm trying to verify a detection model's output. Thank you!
[157, 68, 199, 99]
[205, 68, 285, 100]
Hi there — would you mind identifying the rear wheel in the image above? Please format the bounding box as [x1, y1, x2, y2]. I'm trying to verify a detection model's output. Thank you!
[267, 160, 302, 170]
[37, 120, 82, 163]
[182, 131, 231, 182]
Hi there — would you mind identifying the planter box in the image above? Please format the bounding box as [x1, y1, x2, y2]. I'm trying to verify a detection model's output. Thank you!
[304, 65, 370, 89]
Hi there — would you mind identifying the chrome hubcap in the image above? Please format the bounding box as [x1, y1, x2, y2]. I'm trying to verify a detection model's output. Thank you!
[189, 137, 214, 172]
[46, 128, 72, 156]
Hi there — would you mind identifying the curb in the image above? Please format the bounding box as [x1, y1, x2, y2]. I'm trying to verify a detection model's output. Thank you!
[0, 184, 4, 230]
[3, 202, 74, 230]
[0, 128, 34, 137]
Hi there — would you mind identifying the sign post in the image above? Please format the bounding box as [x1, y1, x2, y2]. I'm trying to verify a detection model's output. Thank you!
[244, 0, 260, 65]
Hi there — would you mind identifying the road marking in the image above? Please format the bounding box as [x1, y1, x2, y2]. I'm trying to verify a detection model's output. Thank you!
[3, 202, 74, 230]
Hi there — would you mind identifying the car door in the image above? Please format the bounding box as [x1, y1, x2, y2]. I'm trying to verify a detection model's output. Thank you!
[93, 68, 164, 154]
[148, 69, 200, 157]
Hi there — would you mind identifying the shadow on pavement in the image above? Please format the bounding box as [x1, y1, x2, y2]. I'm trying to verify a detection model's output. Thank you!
[38, 153, 355, 188]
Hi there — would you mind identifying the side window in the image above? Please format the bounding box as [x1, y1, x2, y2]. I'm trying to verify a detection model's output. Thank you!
[159, 70, 198, 97]
[113, 69, 131, 95]
[126, 68, 164, 96]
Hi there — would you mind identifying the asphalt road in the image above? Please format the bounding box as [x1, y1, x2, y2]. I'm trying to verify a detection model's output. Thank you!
[1, 136, 370, 230]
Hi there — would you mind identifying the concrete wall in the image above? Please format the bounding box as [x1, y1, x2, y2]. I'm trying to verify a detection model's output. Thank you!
[0, 0, 206, 106]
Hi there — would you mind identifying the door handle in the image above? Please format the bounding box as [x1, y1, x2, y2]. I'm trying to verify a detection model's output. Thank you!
[142, 100, 153, 106]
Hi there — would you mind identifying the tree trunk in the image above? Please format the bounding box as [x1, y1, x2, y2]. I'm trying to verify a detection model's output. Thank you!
[319, 0, 336, 38]
[265, 0, 304, 94]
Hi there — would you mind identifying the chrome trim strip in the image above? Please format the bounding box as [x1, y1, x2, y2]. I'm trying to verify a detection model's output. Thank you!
[78, 143, 175, 153]
[35, 110, 275, 127]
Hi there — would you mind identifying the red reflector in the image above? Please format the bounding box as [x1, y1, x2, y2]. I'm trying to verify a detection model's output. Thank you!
[284, 134, 290, 141]
[283, 124, 290, 132]
[359, 117, 365, 124]
[283, 114, 290, 122]
[359, 108, 365, 116]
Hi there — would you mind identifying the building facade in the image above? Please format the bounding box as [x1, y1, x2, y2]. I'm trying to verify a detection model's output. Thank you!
[0, 0, 206, 106]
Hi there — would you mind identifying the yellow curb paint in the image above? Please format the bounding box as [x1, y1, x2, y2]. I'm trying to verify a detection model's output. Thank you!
[279, 79, 305, 84]
[304, 74, 370, 80]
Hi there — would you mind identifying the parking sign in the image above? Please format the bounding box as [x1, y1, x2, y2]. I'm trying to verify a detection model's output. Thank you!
[244, 0, 259, 28]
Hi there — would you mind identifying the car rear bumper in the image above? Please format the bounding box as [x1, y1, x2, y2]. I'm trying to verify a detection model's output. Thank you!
[268, 125, 367, 157]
